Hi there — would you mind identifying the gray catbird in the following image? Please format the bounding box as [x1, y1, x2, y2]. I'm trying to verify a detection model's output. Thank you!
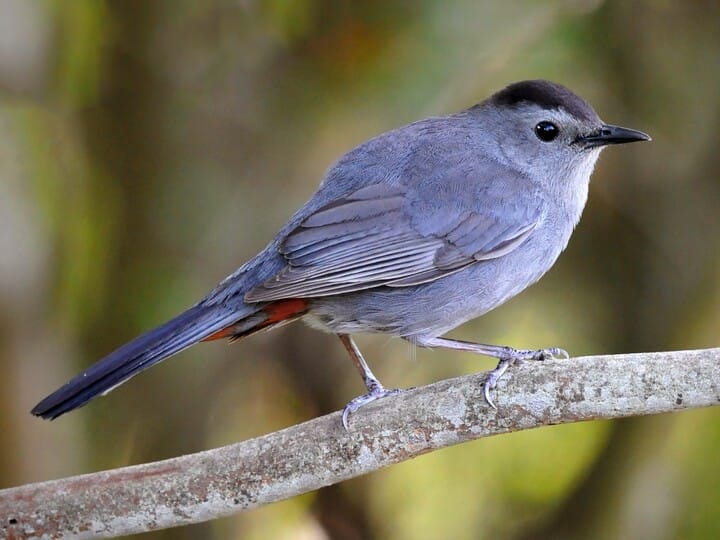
[32, 80, 650, 427]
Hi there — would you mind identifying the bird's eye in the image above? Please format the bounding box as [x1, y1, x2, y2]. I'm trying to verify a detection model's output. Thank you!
[535, 121, 559, 142]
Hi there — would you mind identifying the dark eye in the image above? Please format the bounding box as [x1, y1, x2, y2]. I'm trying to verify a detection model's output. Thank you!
[535, 121, 559, 142]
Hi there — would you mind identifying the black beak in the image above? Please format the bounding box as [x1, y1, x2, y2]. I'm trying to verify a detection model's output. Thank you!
[580, 124, 651, 148]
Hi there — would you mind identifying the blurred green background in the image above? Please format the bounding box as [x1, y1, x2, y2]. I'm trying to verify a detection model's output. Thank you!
[1, 1, 720, 539]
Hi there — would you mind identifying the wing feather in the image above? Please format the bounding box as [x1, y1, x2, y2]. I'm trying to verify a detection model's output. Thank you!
[245, 183, 539, 302]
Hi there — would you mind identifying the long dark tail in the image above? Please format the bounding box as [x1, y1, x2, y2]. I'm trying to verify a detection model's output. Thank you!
[31, 303, 266, 420]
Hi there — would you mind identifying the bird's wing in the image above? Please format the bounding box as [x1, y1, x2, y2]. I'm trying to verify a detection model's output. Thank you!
[245, 179, 540, 302]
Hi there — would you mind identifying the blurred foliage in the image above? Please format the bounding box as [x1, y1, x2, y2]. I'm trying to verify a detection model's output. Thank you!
[1, 1, 719, 539]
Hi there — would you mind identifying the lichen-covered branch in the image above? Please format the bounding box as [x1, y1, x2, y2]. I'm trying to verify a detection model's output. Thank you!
[2, 349, 720, 539]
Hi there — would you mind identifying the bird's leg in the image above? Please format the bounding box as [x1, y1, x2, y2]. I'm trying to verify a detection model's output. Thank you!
[338, 334, 401, 430]
[414, 336, 569, 409]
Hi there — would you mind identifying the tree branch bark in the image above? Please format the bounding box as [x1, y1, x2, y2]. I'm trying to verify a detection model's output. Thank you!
[2, 348, 719, 539]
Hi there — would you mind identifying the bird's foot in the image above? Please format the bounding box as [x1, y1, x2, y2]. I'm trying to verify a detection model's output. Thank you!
[483, 346, 569, 408]
[342, 382, 402, 431]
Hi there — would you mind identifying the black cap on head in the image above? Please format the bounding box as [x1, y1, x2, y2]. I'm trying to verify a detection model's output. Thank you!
[491, 80, 599, 123]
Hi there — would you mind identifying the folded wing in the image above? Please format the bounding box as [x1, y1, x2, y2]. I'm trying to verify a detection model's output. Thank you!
[245, 180, 539, 302]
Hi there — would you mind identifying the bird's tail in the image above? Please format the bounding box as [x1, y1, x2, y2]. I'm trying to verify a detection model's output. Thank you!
[31, 299, 308, 420]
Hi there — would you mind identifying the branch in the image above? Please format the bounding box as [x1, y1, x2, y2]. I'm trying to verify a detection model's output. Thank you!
[3, 349, 719, 538]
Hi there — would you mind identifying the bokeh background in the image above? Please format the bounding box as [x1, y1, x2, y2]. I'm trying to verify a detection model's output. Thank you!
[1, 1, 720, 538]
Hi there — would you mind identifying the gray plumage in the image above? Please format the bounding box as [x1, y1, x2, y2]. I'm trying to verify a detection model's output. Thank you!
[218, 81, 615, 337]
[32, 80, 650, 423]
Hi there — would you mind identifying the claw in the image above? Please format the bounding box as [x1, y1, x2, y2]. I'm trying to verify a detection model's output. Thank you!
[483, 357, 511, 409]
[483, 382, 497, 410]
[482, 346, 570, 408]
[342, 386, 402, 431]
[537, 347, 569, 361]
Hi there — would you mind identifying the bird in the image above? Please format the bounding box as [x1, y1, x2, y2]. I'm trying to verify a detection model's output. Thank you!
[31, 80, 650, 429]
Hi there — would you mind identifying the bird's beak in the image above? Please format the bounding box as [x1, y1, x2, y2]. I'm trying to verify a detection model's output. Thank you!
[580, 124, 651, 148]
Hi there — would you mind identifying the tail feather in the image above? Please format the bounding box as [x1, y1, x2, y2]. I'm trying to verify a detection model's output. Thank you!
[31, 304, 252, 420]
